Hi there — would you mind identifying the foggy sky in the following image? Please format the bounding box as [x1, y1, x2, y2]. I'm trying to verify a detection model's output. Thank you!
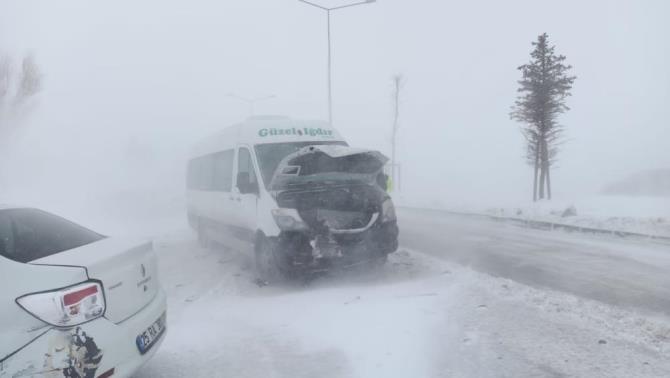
[1, 0, 668, 209]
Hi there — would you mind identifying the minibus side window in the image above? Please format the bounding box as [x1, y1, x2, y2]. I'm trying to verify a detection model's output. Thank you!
[237, 147, 259, 193]
[188, 150, 234, 192]
[187, 155, 214, 190]
[212, 149, 234, 192]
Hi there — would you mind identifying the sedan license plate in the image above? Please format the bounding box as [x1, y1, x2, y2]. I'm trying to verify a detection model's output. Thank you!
[136, 312, 166, 354]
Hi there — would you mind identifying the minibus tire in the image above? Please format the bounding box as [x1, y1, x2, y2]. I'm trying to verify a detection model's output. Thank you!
[367, 253, 388, 269]
[255, 236, 283, 283]
[197, 220, 211, 249]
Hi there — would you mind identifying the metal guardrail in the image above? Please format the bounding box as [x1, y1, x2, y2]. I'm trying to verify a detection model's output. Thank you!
[400, 207, 670, 243]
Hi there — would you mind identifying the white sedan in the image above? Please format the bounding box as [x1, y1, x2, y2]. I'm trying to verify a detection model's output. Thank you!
[0, 206, 167, 378]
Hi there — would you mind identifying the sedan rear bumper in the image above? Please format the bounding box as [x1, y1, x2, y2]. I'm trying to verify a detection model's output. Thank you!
[0, 288, 167, 378]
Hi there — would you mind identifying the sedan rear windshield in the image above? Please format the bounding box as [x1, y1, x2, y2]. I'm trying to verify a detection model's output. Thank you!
[0, 209, 104, 263]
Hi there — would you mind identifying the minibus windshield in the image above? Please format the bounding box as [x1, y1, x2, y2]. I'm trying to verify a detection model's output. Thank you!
[255, 141, 347, 189]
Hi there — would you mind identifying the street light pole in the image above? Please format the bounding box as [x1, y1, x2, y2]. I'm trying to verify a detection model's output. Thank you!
[298, 0, 376, 125]
[327, 9, 332, 126]
[226, 94, 276, 117]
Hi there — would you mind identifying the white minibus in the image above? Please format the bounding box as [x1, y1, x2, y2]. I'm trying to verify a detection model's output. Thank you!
[186, 116, 398, 280]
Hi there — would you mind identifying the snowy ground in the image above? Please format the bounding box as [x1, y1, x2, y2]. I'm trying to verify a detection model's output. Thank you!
[16, 199, 670, 377]
[397, 194, 670, 238]
[127, 224, 670, 378]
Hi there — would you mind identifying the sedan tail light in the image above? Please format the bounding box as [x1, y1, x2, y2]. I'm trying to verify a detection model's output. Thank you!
[16, 281, 106, 328]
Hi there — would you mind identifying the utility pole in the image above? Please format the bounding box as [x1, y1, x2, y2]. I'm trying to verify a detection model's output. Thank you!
[391, 74, 403, 191]
[298, 0, 376, 125]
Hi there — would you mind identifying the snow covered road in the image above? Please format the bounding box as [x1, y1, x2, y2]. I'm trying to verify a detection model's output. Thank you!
[399, 208, 670, 316]
[132, 221, 670, 377]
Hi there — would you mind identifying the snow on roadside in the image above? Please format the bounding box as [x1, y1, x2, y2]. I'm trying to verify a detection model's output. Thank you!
[483, 196, 670, 238]
[396, 194, 670, 238]
[137, 230, 670, 378]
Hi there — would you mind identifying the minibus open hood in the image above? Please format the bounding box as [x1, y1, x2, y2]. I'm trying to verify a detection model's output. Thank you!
[269, 145, 388, 191]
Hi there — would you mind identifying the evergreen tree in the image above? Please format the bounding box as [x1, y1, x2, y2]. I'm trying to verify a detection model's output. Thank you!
[511, 33, 576, 201]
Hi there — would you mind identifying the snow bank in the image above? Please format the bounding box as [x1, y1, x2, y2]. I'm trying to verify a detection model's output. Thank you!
[395, 194, 670, 238]
[483, 195, 670, 238]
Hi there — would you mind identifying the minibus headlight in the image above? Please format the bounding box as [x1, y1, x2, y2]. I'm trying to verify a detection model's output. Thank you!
[381, 199, 397, 223]
[272, 208, 309, 231]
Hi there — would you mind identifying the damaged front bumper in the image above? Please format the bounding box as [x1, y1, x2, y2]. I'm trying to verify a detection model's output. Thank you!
[268, 144, 399, 274]
[275, 218, 399, 273]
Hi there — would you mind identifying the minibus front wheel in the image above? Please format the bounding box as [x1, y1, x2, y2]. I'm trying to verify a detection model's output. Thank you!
[254, 235, 285, 283]
[197, 219, 212, 249]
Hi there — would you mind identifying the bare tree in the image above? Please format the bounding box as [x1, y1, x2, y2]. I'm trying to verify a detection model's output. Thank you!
[15, 55, 42, 103]
[511, 33, 575, 201]
[0, 55, 12, 140]
[0, 55, 10, 109]
[0, 54, 42, 133]
[0, 53, 43, 194]
[0, 55, 12, 119]
[390, 74, 404, 192]
[0, 53, 43, 152]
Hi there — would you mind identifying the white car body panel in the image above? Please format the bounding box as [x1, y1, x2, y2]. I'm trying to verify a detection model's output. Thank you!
[34, 237, 160, 324]
[0, 259, 88, 362]
[0, 289, 166, 378]
[0, 208, 167, 378]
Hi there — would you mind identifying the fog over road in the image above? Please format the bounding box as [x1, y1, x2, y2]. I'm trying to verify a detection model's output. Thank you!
[398, 208, 670, 315]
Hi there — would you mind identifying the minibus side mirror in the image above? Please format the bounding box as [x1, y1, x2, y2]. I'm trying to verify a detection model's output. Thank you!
[237, 172, 259, 195]
[377, 172, 388, 191]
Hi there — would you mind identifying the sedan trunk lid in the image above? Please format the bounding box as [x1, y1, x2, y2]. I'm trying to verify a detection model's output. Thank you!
[32, 237, 159, 324]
